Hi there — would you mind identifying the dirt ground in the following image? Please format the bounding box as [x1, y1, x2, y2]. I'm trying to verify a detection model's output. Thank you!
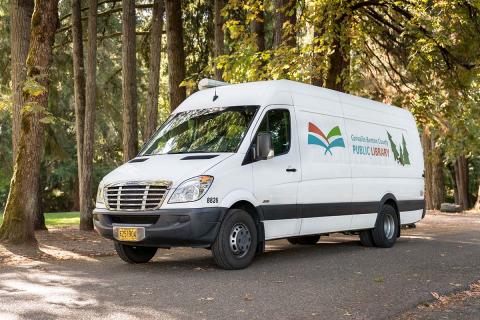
[0, 210, 479, 320]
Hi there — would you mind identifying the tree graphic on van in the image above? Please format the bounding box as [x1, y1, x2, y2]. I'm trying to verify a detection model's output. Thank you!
[308, 122, 345, 155]
[387, 131, 410, 165]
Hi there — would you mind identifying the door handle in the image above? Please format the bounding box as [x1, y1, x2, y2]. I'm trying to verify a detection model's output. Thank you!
[286, 168, 297, 172]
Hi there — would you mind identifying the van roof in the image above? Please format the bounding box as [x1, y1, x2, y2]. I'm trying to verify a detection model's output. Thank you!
[175, 79, 411, 119]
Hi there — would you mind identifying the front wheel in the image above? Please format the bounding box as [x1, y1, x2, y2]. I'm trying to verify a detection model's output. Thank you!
[114, 242, 158, 263]
[212, 209, 258, 270]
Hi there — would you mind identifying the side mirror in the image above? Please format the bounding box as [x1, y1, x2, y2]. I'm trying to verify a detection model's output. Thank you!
[255, 132, 274, 160]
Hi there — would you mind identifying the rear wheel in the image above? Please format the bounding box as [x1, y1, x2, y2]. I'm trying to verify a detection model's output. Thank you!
[359, 230, 374, 247]
[372, 204, 399, 248]
[212, 209, 257, 270]
[287, 235, 320, 245]
[114, 242, 157, 263]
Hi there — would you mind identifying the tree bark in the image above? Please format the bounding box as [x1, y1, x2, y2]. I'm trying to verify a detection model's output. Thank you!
[430, 138, 444, 209]
[80, 0, 97, 231]
[10, 0, 34, 163]
[311, 26, 323, 87]
[421, 129, 434, 210]
[324, 35, 350, 92]
[273, 0, 296, 48]
[421, 129, 445, 210]
[72, 0, 86, 214]
[474, 184, 480, 211]
[453, 155, 469, 210]
[213, 0, 225, 81]
[143, 0, 164, 141]
[122, 0, 138, 161]
[0, 0, 58, 244]
[34, 174, 47, 231]
[251, 9, 265, 52]
[164, 0, 186, 111]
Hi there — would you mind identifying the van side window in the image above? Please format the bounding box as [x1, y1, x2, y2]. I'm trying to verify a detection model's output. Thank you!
[257, 109, 291, 156]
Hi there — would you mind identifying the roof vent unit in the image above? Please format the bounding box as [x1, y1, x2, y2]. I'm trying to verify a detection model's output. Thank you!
[198, 78, 229, 91]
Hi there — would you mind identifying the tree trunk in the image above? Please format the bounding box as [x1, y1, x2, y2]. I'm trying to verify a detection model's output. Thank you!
[251, 9, 265, 52]
[10, 0, 34, 163]
[453, 155, 469, 210]
[421, 129, 434, 210]
[312, 4, 350, 92]
[80, 0, 97, 231]
[164, 0, 186, 111]
[34, 174, 47, 231]
[421, 129, 445, 210]
[72, 0, 86, 204]
[311, 26, 323, 87]
[122, 0, 138, 161]
[143, 0, 164, 141]
[213, 0, 225, 81]
[0, 0, 58, 244]
[324, 35, 350, 92]
[273, 0, 296, 48]
[474, 184, 480, 211]
[430, 137, 444, 210]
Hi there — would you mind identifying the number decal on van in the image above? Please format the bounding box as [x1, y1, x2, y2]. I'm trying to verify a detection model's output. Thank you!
[207, 197, 219, 204]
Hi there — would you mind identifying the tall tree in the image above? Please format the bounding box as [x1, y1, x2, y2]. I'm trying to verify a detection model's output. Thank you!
[80, 0, 97, 231]
[454, 155, 469, 210]
[0, 0, 59, 244]
[10, 0, 34, 162]
[422, 129, 444, 210]
[122, 0, 138, 161]
[273, 0, 296, 48]
[164, 0, 186, 111]
[251, 7, 265, 52]
[71, 0, 86, 213]
[213, 0, 225, 80]
[144, 0, 164, 141]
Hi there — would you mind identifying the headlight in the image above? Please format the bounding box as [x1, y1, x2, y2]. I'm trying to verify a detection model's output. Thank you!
[96, 182, 105, 204]
[168, 176, 214, 203]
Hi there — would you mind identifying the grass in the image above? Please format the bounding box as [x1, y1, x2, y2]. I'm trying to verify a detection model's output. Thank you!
[0, 212, 80, 228]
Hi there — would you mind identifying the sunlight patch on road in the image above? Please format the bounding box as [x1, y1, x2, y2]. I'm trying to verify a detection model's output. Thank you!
[39, 244, 100, 262]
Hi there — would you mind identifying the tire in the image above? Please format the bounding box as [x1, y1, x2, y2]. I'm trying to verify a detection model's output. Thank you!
[212, 209, 258, 270]
[372, 204, 399, 248]
[114, 242, 158, 263]
[359, 230, 374, 247]
[287, 235, 320, 245]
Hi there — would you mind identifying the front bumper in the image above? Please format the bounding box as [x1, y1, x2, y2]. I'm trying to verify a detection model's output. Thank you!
[93, 207, 227, 248]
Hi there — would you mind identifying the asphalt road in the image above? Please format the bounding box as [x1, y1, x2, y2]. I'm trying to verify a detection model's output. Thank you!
[1, 212, 479, 320]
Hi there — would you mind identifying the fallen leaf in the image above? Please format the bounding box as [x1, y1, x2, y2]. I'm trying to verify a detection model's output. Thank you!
[244, 293, 254, 301]
[198, 297, 214, 301]
[431, 292, 440, 300]
[374, 276, 384, 283]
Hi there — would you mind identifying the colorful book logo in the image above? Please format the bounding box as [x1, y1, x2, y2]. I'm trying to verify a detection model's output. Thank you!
[308, 122, 345, 155]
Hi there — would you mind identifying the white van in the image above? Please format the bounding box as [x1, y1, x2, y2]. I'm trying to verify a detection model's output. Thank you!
[93, 79, 425, 269]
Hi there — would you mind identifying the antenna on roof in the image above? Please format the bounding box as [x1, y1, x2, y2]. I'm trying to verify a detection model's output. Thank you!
[198, 78, 229, 91]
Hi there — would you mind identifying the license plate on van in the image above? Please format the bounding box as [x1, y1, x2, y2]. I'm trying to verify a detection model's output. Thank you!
[113, 226, 145, 241]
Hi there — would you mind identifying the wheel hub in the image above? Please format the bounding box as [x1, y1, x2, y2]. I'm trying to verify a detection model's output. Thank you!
[384, 213, 395, 239]
[229, 223, 251, 257]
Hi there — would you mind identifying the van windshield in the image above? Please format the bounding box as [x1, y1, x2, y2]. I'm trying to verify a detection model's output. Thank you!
[140, 106, 258, 155]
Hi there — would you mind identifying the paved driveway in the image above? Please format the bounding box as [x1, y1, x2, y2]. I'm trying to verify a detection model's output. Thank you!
[0, 212, 479, 320]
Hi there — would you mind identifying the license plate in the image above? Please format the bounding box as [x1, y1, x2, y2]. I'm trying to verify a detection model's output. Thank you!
[114, 227, 144, 241]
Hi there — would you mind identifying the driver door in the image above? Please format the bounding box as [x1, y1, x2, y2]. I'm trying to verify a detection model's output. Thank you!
[251, 105, 301, 240]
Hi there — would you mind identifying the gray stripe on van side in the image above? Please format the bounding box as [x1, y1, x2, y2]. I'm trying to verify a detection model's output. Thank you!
[260, 200, 425, 221]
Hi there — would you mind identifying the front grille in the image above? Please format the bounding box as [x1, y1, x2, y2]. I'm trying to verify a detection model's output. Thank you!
[105, 182, 170, 211]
